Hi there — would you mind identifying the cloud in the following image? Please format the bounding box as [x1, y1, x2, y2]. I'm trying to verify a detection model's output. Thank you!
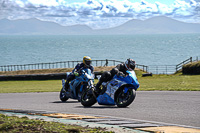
[0, 0, 199, 29]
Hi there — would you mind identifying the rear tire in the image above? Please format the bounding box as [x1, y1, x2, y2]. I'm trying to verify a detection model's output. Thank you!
[59, 88, 69, 102]
[81, 89, 97, 107]
[115, 88, 136, 108]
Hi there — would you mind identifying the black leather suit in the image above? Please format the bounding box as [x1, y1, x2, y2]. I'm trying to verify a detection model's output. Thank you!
[95, 63, 127, 92]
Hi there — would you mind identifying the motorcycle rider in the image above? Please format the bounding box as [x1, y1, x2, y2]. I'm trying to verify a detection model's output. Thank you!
[64, 56, 94, 90]
[95, 58, 136, 95]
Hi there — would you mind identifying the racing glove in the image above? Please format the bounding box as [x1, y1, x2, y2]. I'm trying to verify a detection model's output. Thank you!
[117, 72, 126, 77]
[74, 72, 79, 76]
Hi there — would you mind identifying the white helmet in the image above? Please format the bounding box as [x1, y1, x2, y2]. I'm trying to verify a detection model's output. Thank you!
[125, 58, 135, 70]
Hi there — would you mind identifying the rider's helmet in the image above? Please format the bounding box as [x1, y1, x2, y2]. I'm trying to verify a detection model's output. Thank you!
[125, 58, 135, 71]
[83, 56, 92, 67]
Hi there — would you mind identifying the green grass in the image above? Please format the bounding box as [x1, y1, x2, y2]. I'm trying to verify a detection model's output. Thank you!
[0, 114, 112, 133]
[0, 80, 62, 93]
[0, 74, 200, 93]
[0, 79, 99, 93]
[138, 74, 200, 91]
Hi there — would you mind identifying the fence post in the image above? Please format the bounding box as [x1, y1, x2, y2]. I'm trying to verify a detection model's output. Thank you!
[0, 59, 150, 72]
[190, 57, 192, 62]
[156, 66, 158, 74]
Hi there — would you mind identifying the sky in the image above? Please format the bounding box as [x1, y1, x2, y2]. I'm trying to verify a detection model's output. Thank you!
[0, 0, 200, 29]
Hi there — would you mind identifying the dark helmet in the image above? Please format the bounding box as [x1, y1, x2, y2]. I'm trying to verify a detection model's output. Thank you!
[125, 58, 135, 70]
[83, 56, 92, 67]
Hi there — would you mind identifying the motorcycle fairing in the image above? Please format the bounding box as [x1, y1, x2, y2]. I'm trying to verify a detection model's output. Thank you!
[97, 93, 115, 105]
[96, 78, 125, 105]
[96, 70, 139, 105]
[70, 78, 80, 99]
[113, 70, 139, 90]
[68, 68, 94, 99]
[126, 70, 139, 90]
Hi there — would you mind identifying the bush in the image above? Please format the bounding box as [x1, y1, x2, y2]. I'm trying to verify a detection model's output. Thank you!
[182, 61, 200, 75]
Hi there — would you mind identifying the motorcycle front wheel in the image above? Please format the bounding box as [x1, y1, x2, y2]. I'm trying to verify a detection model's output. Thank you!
[81, 89, 97, 107]
[59, 88, 69, 102]
[115, 88, 136, 108]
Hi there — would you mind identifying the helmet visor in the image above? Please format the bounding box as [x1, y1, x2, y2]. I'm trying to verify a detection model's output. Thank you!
[85, 60, 91, 66]
[129, 64, 135, 70]
[129, 60, 135, 70]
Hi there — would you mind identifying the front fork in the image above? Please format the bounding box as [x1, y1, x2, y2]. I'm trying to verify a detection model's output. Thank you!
[88, 80, 97, 98]
[62, 79, 66, 91]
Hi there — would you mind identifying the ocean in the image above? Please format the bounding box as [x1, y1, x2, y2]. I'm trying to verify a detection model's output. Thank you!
[0, 34, 200, 67]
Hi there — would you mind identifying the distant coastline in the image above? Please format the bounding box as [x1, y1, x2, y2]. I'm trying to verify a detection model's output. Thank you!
[1, 16, 200, 35]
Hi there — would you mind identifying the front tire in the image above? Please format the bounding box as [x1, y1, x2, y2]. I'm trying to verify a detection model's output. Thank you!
[59, 88, 69, 102]
[115, 88, 136, 108]
[81, 89, 97, 107]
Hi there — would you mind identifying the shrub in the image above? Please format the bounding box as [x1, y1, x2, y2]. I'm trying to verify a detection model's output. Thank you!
[182, 61, 200, 75]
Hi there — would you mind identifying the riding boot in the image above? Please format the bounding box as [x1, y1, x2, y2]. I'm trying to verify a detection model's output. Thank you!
[64, 81, 72, 98]
[64, 81, 69, 91]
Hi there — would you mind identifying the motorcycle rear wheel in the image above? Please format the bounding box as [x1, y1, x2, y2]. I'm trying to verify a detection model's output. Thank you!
[81, 89, 97, 107]
[115, 88, 136, 108]
[59, 88, 69, 102]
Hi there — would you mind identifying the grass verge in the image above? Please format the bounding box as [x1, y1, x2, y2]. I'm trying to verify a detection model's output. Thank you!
[0, 66, 116, 76]
[0, 114, 112, 133]
[138, 74, 200, 91]
[0, 74, 200, 93]
[0, 67, 199, 92]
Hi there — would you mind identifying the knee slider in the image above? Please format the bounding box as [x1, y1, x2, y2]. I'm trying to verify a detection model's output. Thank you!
[110, 68, 119, 76]
[100, 71, 111, 82]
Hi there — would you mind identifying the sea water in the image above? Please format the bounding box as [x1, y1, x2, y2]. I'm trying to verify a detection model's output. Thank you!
[0, 34, 200, 66]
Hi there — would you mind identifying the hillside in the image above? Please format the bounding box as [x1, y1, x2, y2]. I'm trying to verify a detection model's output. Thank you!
[0, 66, 115, 76]
[0, 18, 93, 35]
[101, 16, 200, 34]
[0, 16, 200, 35]
[0, 66, 143, 76]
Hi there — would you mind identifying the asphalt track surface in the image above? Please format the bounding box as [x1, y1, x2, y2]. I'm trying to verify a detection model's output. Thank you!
[0, 91, 199, 128]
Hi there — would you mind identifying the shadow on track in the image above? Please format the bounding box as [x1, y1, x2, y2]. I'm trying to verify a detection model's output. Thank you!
[75, 105, 119, 109]
[51, 101, 79, 103]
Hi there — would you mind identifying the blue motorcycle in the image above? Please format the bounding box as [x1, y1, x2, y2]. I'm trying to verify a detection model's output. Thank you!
[59, 69, 94, 102]
[81, 70, 139, 107]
